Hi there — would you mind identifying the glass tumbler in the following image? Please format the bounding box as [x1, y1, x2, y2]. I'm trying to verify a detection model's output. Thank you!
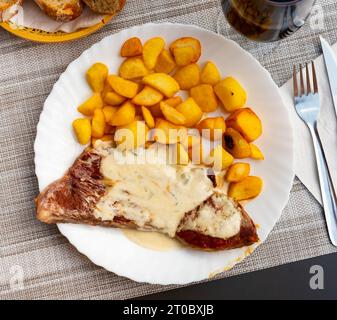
[221, 0, 316, 42]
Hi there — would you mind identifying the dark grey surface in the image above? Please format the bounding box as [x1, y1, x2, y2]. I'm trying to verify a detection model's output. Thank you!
[139, 253, 337, 300]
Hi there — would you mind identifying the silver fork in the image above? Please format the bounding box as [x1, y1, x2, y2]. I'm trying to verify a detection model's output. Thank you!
[293, 62, 337, 246]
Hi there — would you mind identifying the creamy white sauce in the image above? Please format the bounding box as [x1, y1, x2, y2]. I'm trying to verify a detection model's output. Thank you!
[179, 192, 241, 239]
[93, 142, 242, 248]
[94, 143, 213, 237]
[122, 230, 180, 251]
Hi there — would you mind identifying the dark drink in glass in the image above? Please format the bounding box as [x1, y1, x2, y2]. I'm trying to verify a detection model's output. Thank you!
[221, 0, 316, 42]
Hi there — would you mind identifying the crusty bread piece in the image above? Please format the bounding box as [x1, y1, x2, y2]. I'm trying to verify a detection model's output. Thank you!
[34, 0, 83, 22]
[36, 148, 259, 251]
[0, 0, 23, 22]
[82, 0, 125, 15]
[0, 0, 18, 10]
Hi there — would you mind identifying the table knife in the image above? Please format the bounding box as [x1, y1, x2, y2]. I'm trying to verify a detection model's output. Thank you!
[320, 36, 337, 117]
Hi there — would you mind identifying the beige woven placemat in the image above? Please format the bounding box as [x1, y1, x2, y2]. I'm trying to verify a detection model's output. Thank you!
[1, 0, 337, 300]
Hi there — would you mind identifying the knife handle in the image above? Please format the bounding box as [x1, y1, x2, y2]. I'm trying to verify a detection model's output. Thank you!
[309, 123, 337, 246]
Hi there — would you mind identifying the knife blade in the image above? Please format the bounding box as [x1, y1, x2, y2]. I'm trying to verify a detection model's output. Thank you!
[320, 36, 337, 117]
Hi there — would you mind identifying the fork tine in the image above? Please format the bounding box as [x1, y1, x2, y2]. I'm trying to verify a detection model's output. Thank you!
[306, 63, 311, 94]
[299, 64, 305, 96]
[293, 65, 298, 97]
[312, 61, 318, 93]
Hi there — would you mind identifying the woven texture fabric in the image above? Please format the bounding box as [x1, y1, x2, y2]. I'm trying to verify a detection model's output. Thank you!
[1, 0, 337, 300]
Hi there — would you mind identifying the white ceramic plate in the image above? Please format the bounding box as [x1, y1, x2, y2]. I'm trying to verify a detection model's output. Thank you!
[34, 23, 294, 285]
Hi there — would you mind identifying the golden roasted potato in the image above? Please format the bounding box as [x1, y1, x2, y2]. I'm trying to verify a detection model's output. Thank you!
[78, 93, 103, 116]
[101, 79, 112, 99]
[104, 91, 127, 106]
[214, 77, 247, 112]
[172, 47, 195, 67]
[141, 106, 155, 129]
[226, 108, 262, 142]
[72, 118, 91, 145]
[153, 118, 187, 144]
[110, 101, 136, 126]
[164, 96, 183, 107]
[223, 128, 251, 159]
[86, 63, 109, 93]
[132, 86, 164, 106]
[175, 97, 203, 127]
[228, 176, 263, 201]
[170, 37, 201, 66]
[92, 134, 114, 146]
[119, 57, 149, 80]
[143, 73, 180, 98]
[160, 101, 186, 125]
[206, 145, 234, 171]
[173, 63, 200, 90]
[171, 143, 189, 165]
[107, 75, 139, 99]
[196, 117, 226, 140]
[155, 50, 176, 74]
[91, 108, 106, 138]
[190, 84, 218, 112]
[102, 106, 117, 123]
[115, 120, 149, 150]
[200, 61, 221, 86]
[120, 37, 143, 57]
[250, 143, 264, 160]
[225, 163, 250, 182]
[150, 96, 183, 118]
[143, 37, 165, 70]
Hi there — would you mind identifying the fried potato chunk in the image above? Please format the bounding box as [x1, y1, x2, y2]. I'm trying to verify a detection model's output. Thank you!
[107, 75, 139, 99]
[132, 86, 164, 106]
[102, 106, 117, 123]
[72, 118, 91, 145]
[153, 118, 187, 144]
[155, 50, 176, 74]
[200, 61, 221, 86]
[173, 63, 200, 90]
[250, 143, 264, 160]
[86, 63, 109, 93]
[160, 101, 186, 125]
[214, 77, 247, 112]
[143, 73, 180, 98]
[175, 98, 202, 127]
[91, 108, 106, 138]
[170, 37, 201, 66]
[141, 106, 155, 129]
[223, 128, 251, 159]
[143, 37, 165, 70]
[104, 91, 127, 106]
[196, 117, 226, 140]
[190, 84, 218, 112]
[226, 108, 262, 142]
[119, 57, 149, 80]
[120, 37, 143, 57]
[78, 93, 103, 116]
[225, 163, 250, 182]
[109, 101, 136, 126]
[228, 176, 263, 201]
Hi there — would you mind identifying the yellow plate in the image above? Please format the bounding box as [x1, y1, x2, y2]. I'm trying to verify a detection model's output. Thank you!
[0, 15, 113, 43]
